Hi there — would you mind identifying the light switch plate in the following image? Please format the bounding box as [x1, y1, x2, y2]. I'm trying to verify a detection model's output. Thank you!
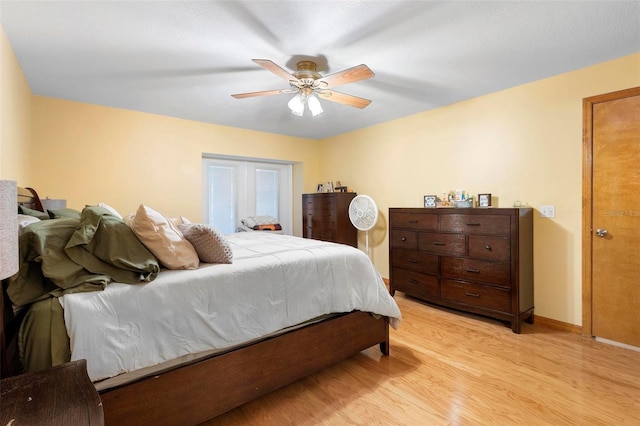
[540, 205, 555, 218]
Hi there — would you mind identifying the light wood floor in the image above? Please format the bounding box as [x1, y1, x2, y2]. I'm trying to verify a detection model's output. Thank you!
[202, 295, 640, 425]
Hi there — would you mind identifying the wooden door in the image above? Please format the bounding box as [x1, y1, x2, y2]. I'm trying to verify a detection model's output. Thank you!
[583, 87, 640, 347]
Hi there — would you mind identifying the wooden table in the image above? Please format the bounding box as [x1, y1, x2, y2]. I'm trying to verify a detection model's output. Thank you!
[1, 359, 103, 425]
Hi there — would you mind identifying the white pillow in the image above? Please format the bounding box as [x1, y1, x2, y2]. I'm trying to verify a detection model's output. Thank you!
[18, 214, 40, 234]
[98, 202, 123, 219]
[125, 205, 199, 270]
[178, 223, 233, 264]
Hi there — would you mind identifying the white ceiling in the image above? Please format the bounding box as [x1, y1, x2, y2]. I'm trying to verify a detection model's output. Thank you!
[1, 1, 639, 140]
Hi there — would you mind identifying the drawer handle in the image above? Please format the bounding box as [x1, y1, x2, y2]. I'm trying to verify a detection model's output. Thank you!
[433, 242, 446, 246]
[408, 259, 418, 263]
[408, 220, 419, 224]
[465, 292, 481, 297]
[401, 237, 407, 241]
[466, 223, 481, 226]
[409, 279, 419, 284]
[485, 245, 492, 251]
[465, 269, 481, 273]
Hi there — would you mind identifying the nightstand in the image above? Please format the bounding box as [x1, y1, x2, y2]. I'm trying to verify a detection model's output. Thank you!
[1, 359, 103, 425]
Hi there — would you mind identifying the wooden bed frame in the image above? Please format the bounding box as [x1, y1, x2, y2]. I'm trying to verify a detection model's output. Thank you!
[1, 187, 391, 425]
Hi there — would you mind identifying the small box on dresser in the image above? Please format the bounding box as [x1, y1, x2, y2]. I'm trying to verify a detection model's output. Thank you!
[389, 207, 533, 333]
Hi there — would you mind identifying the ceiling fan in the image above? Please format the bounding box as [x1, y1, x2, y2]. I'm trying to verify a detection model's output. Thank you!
[231, 59, 375, 117]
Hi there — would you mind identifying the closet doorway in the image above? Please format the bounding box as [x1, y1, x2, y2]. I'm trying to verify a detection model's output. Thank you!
[582, 87, 640, 348]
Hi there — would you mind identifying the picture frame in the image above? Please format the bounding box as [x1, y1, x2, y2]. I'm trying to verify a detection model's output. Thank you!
[325, 181, 334, 193]
[478, 193, 492, 207]
[317, 183, 324, 193]
[424, 195, 437, 208]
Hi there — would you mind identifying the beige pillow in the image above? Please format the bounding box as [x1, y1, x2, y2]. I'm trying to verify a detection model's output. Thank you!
[178, 223, 233, 264]
[126, 205, 199, 270]
[170, 216, 192, 227]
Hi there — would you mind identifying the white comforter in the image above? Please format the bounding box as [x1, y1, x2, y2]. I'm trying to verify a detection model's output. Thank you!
[60, 232, 402, 381]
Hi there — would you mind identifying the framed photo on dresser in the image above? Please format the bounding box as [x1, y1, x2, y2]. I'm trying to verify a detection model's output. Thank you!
[424, 195, 437, 208]
[478, 193, 492, 207]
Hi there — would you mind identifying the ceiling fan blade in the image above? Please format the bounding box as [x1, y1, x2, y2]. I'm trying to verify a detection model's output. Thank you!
[317, 90, 372, 109]
[252, 59, 301, 84]
[232, 88, 298, 99]
[317, 64, 374, 89]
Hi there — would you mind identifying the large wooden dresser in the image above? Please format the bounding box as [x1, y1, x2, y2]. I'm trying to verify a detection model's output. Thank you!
[303, 192, 357, 247]
[389, 208, 533, 333]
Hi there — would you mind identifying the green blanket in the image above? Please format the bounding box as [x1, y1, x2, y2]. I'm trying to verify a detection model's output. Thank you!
[66, 206, 159, 284]
[8, 206, 160, 373]
[19, 298, 70, 372]
[8, 218, 107, 305]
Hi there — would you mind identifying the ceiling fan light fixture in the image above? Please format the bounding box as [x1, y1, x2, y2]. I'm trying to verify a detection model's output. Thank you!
[232, 59, 374, 115]
[288, 93, 305, 116]
[308, 94, 324, 117]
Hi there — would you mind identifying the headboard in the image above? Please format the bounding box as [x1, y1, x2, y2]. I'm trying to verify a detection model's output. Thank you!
[17, 187, 45, 212]
[1, 186, 45, 378]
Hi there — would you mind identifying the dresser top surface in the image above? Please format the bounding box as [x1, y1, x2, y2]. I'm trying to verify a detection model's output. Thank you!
[390, 207, 532, 215]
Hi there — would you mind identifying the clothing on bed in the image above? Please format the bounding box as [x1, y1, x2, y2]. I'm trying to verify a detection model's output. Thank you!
[58, 232, 401, 382]
[8, 206, 159, 307]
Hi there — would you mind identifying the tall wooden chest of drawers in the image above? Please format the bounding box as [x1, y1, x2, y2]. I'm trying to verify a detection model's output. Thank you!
[303, 192, 358, 247]
[389, 208, 533, 333]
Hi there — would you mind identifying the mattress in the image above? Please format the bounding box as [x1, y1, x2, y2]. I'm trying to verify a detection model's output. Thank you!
[60, 232, 401, 382]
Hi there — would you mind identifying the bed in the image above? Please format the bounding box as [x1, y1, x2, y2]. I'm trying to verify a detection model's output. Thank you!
[1, 187, 401, 425]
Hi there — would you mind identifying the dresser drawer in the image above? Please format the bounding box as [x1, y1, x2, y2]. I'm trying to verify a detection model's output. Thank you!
[441, 279, 511, 312]
[418, 232, 466, 256]
[441, 257, 511, 287]
[391, 249, 438, 274]
[392, 268, 439, 299]
[390, 230, 418, 249]
[468, 236, 510, 262]
[304, 212, 336, 227]
[440, 214, 510, 236]
[304, 228, 335, 242]
[303, 206, 335, 216]
[303, 195, 335, 210]
[390, 213, 438, 231]
[303, 204, 336, 215]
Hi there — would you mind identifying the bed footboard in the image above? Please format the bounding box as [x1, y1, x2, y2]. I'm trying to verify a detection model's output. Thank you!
[100, 311, 389, 426]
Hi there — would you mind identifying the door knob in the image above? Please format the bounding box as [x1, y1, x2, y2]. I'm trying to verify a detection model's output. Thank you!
[596, 228, 608, 237]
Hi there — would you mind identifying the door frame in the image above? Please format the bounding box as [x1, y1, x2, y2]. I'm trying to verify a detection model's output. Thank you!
[581, 86, 640, 337]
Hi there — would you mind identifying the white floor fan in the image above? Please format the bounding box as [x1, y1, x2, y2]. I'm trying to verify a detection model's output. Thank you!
[348, 194, 379, 258]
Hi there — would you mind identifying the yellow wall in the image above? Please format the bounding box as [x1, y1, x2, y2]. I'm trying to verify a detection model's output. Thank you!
[320, 53, 640, 325]
[0, 26, 32, 181]
[30, 97, 322, 234]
